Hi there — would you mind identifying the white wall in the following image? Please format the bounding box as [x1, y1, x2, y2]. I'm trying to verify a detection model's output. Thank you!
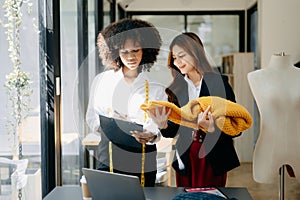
[259, 0, 300, 68]
[246, 0, 257, 8]
[119, 0, 248, 11]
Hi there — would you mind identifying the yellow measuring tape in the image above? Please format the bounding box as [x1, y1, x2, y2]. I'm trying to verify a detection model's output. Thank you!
[141, 80, 149, 186]
[109, 80, 149, 187]
[109, 141, 113, 173]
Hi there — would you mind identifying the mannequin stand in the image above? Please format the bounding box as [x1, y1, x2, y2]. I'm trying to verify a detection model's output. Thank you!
[278, 52, 286, 200]
[279, 165, 285, 200]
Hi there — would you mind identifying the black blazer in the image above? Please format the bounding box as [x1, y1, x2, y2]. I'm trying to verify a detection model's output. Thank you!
[161, 72, 240, 176]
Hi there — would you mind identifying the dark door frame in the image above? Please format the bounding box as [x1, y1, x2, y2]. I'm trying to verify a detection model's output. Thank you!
[39, 0, 61, 197]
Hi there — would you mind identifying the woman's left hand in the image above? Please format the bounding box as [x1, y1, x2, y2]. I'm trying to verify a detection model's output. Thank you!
[146, 106, 171, 129]
[197, 105, 215, 133]
[130, 130, 157, 144]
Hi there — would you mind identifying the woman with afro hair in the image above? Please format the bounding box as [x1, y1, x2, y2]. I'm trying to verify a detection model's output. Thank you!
[86, 18, 167, 186]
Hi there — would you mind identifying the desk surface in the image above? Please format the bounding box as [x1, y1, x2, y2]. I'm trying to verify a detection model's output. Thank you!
[43, 186, 252, 200]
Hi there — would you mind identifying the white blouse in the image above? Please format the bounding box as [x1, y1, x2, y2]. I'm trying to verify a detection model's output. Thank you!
[86, 69, 167, 135]
[184, 75, 202, 101]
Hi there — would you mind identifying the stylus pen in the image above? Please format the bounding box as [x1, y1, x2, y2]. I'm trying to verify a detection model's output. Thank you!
[113, 110, 127, 119]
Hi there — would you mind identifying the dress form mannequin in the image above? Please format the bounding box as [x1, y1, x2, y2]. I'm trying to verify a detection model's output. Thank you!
[247, 53, 300, 184]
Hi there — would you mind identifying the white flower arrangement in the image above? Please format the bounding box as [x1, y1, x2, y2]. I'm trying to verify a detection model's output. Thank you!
[5, 70, 31, 89]
[4, 69, 32, 157]
[1, 0, 33, 159]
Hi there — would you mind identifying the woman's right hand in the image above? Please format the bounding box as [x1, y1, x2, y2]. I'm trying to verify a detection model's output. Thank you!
[197, 105, 215, 133]
[146, 106, 171, 129]
[130, 130, 157, 144]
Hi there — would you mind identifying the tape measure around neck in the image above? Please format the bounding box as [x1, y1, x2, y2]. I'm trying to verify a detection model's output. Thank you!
[109, 80, 149, 187]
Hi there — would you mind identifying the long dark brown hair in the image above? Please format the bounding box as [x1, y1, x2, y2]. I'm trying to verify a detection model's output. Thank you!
[167, 32, 214, 77]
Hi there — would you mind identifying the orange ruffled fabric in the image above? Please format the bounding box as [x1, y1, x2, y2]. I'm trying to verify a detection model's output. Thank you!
[140, 96, 252, 136]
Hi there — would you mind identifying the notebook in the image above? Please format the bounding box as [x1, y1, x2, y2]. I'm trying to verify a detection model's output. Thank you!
[82, 168, 146, 200]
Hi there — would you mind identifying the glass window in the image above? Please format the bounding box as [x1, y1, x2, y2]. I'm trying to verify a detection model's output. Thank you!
[0, 0, 41, 198]
[134, 14, 240, 71]
[60, 0, 111, 186]
[60, 0, 80, 185]
[188, 15, 239, 67]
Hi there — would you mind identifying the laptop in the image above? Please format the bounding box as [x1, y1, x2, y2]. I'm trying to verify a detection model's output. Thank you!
[82, 168, 146, 200]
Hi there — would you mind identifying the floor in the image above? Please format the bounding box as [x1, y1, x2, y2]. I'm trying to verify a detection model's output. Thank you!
[166, 162, 300, 200]
[160, 162, 300, 200]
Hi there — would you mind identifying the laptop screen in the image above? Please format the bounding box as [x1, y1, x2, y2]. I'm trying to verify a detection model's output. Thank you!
[82, 168, 146, 200]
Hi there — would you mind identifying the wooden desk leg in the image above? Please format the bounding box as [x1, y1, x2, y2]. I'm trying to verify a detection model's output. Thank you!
[89, 149, 97, 169]
[167, 167, 171, 187]
[167, 149, 175, 187]
[86, 146, 98, 169]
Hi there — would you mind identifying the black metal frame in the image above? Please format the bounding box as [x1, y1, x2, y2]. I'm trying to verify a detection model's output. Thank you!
[77, 0, 90, 177]
[247, 3, 258, 53]
[110, 0, 116, 22]
[39, 0, 61, 197]
[121, 10, 245, 52]
[117, 3, 125, 19]
[246, 3, 259, 151]
[95, 0, 104, 75]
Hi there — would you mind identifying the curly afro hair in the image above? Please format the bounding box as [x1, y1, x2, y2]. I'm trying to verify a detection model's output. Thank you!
[97, 18, 162, 72]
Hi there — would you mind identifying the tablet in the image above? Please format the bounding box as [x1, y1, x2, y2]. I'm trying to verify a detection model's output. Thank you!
[99, 115, 144, 150]
[99, 114, 143, 135]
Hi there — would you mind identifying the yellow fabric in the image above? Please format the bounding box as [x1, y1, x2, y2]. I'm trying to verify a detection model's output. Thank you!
[140, 96, 252, 136]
